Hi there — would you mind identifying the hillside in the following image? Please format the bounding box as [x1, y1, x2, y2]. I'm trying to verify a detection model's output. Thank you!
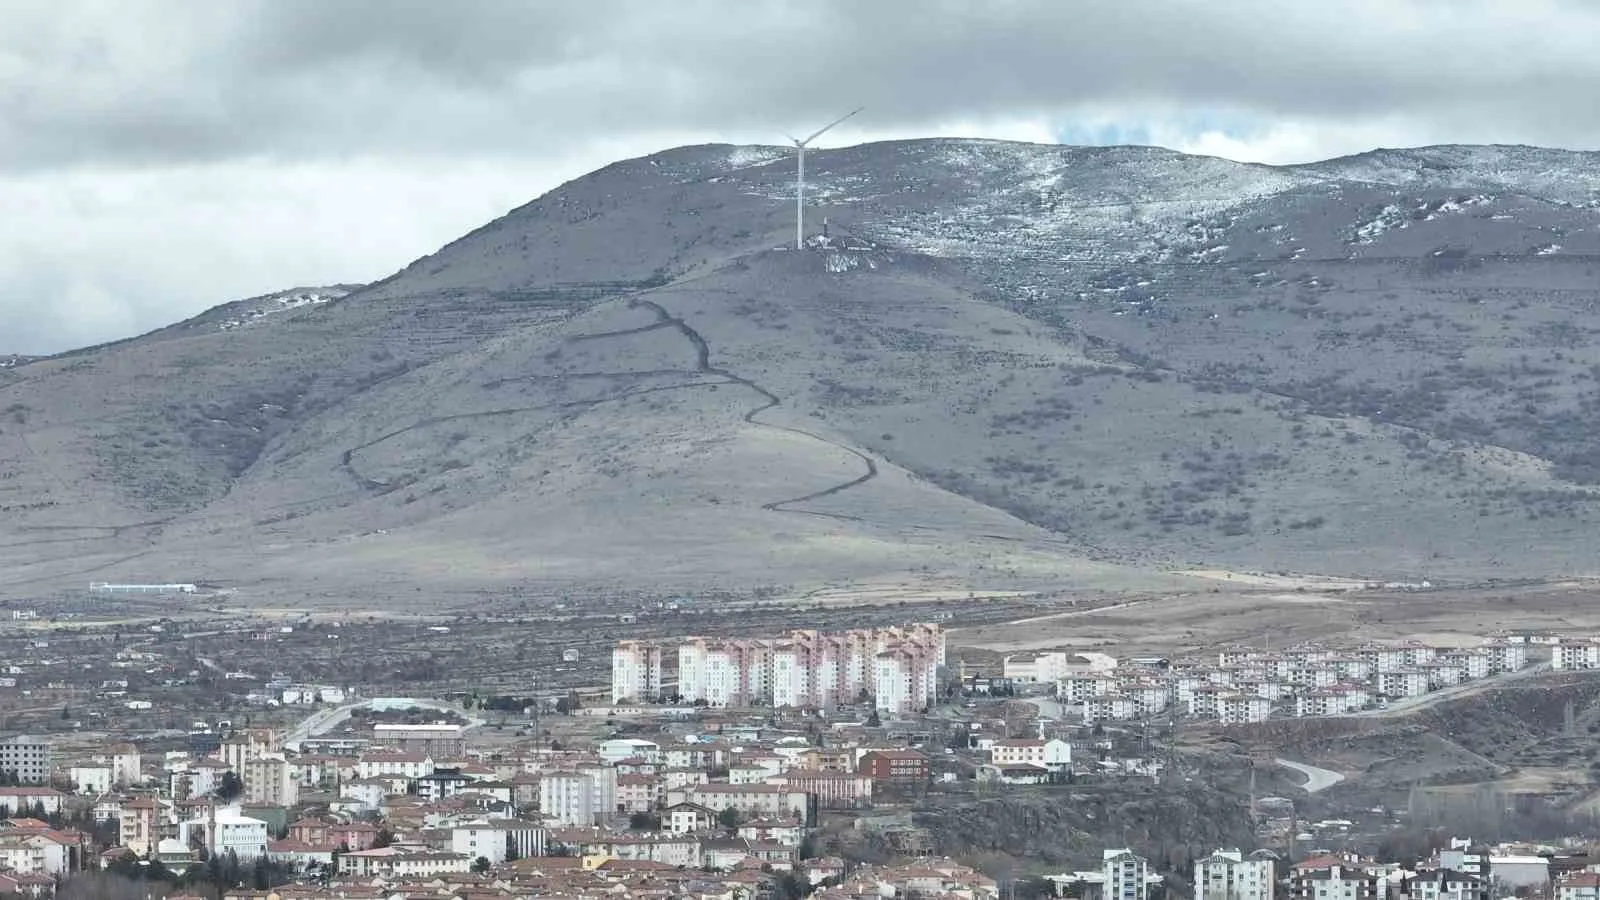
[4, 139, 1600, 606]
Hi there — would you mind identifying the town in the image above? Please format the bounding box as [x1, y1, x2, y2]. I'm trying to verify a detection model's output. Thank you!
[0, 595, 1596, 900]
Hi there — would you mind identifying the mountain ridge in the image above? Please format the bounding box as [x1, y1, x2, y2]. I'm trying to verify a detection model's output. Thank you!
[4, 137, 1600, 606]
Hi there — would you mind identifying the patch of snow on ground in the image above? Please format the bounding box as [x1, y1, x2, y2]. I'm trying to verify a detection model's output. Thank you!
[723, 146, 789, 170]
[218, 288, 349, 331]
[1354, 205, 1405, 243]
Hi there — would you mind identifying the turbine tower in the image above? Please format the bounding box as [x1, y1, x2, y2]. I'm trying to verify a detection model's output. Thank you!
[788, 107, 862, 250]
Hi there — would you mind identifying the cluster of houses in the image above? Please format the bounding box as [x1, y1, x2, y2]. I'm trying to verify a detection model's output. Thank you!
[1004, 636, 1531, 724]
[1271, 840, 1600, 900]
[0, 706, 965, 896]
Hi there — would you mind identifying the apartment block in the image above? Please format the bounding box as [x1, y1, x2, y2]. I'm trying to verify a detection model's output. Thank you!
[611, 641, 664, 703]
[638, 624, 944, 713]
[0, 737, 50, 785]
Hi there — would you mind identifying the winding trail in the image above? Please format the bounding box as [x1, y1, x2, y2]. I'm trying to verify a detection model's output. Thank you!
[628, 297, 879, 520]
[334, 274, 880, 520]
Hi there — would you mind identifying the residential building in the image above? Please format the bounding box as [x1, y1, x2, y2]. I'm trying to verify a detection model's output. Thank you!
[370, 723, 465, 757]
[241, 755, 299, 807]
[449, 819, 545, 864]
[1290, 864, 1383, 900]
[1194, 849, 1277, 900]
[0, 788, 64, 816]
[659, 624, 944, 711]
[69, 765, 113, 796]
[857, 750, 930, 783]
[0, 737, 50, 785]
[108, 743, 141, 787]
[1408, 870, 1490, 900]
[118, 796, 159, 856]
[1484, 642, 1528, 673]
[1217, 693, 1272, 724]
[1084, 694, 1138, 722]
[1105, 849, 1152, 900]
[355, 751, 434, 780]
[540, 772, 595, 827]
[1378, 669, 1430, 699]
[611, 641, 664, 703]
[1556, 873, 1600, 900]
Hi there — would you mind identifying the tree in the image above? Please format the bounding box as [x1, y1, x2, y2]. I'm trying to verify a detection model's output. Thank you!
[629, 812, 661, 831]
[717, 807, 741, 831]
[471, 856, 491, 874]
[372, 827, 395, 849]
[866, 709, 882, 728]
[772, 870, 812, 900]
[214, 770, 243, 802]
[555, 691, 582, 714]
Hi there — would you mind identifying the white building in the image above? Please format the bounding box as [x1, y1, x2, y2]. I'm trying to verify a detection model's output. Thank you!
[1194, 849, 1276, 900]
[1085, 694, 1138, 722]
[1004, 651, 1113, 684]
[1105, 849, 1152, 900]
[1554, 640, 1600, 671]
[666, 624, 943, 712]
[1484, 642, 1528, 673]
[1059, 674, 1117, 704]
[577, 763, 617, 823]
[449, 819, 546, 864]
[356, 752, 435, 780]
[611, 641, 664, 703]
[1378, 669, 1430, 698]
[540, 772, 596, 827]
[1217, 694, 1272, 724]
[873, 649, 937, 718]
[180, 807, 269, 859]
[69, 765, 113, 795]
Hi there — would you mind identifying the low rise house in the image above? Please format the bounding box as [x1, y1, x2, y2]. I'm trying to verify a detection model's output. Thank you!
[1556, 873, 1600, 900]
[1407, 869, 1490, 900]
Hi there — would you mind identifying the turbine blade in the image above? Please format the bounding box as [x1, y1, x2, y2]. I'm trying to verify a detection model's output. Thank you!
[802, 106, 863, 144]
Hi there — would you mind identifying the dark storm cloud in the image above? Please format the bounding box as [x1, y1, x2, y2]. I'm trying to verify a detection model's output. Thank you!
[5, 0, 1600, 354]
[7, 0, 1600, 172]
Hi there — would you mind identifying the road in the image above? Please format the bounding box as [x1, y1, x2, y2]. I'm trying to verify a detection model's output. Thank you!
[1343, 662, 1552, 718]
[1276, 758, 1345, 793]
[284, 697, 486, 750]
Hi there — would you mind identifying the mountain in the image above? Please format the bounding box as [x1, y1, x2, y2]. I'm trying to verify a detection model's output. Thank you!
[4, 139, 1600, 606]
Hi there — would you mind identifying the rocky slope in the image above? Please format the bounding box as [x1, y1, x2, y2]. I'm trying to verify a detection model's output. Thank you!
[4, 140, 1600, 605]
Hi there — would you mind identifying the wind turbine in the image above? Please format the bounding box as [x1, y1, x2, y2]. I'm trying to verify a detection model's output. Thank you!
[788, 106, 862, 250]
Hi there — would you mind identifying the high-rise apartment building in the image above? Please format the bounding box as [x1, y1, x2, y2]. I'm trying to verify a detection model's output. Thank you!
[618, 625, 944, 716]
[611, 640, 664, 703]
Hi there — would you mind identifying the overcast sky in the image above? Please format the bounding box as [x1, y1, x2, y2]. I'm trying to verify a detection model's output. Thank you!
[6, 0, 1600, 353]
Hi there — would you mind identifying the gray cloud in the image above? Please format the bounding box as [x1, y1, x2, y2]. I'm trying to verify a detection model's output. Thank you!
[4, 0, 1599, 351]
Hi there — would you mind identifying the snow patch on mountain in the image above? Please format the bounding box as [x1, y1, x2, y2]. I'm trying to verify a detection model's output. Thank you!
[217, 288, 350, 332]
